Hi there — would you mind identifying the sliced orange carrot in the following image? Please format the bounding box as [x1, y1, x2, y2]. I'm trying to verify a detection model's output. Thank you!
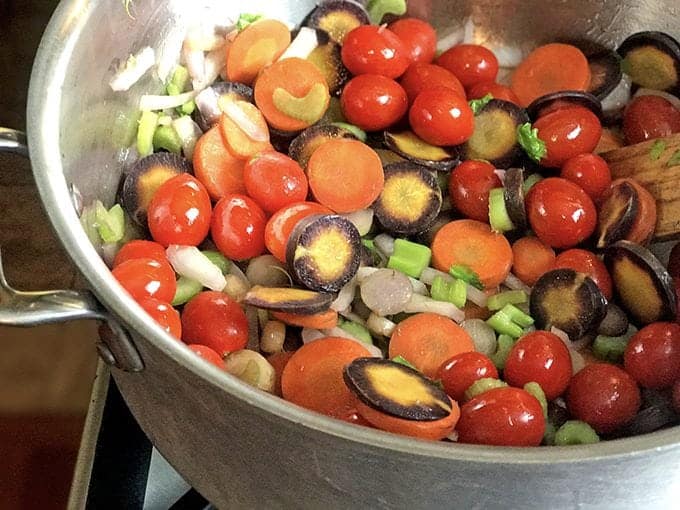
[281, 337, 371, 420]
[387, 313, 474, 378]
[511, 43, 591, 107]
[226, 19, 291, 85]
[511, 236, 556, 286]
[353, 395, 460, 441]
[218, 101, 272, 159]
[254, 57, 330, 132]
[431, 219, 514, 289]
[272, 309, 339, 329]
[193, 126, 247, 200]
[268, 351, 294, 397]
[307, 138, 384, 213]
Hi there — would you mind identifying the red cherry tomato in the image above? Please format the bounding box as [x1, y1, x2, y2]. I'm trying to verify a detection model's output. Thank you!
[534, 106, 602, 168]
[399, 63, 466, 105]
[113, 239, 167, 267]
[181, 291, 248, 356]
[504, 331, 573, 400]
[340, 74, 408, 131]
[138, 297, 182, 338]
[264, 201, 333, 262]
[243, 151, 308, 214]
[457, 387, 545, 446]
[567, 363, 641, 434]
[187, 344, 225, 368]
[388, 18, 437, 64]
[560, 153, 612, 204]
[437, 351, 498, 402]
[448, 160, 501, 222]
[409, 87, 475, 146]
[112, 257, 176, 304]
[211, 194, 267, 261]
[624, 322, 680, 389]
[623, 95, 680, 145]
[526, 177, 597, 249]
[341, 25, 410, 79]
[553, 248, 613, 300]
[147, 174, 212, 247]
[467, 81, 520, 105]
[436, 44, 499, 89]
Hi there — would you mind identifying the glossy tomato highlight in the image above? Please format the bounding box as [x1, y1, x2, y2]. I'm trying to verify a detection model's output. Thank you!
[449, 160, 501, 222]
[112, 257, 176, 304]
[388, 18, 437, 64]
[243, 151, 308, 214]
[341, 25, 410, 78]
[409, 87, 474, 146]
[340, 74, 408, 131]
[436, 44, 499, 89]
[211, 194, 267, 261]
[624, 322, 680, 389]
[535, 106, 602, 168]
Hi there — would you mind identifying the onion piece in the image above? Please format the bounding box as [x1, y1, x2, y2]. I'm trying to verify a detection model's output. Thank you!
[338, 309, 367, 326]
[503, 272, 531, 293]
[633, 87, 680, 110]
[340, 208, 374, 236]
[409, 277, 428, 296]
[356, 266, 379, 283]
[228, 261, 251, 290]
[374, 233, 395, 258]
[139, 90, 198, 111]
[367, 313, 397, 337]
[166, 245, 227, 291]
[320, 327, 383, 357]
[301, 327, 326, 344]
[465, 284, 488, 308]
[224, 349, 275, 392]
[184, 25, 227, 52]
[461, 319, 497, 356]
[494, 169, 506, 184]
[404, 294, 465, 323]
[195, 86, 221, 128]
[331, 277, 358, 312]
[420, 267, 451, 286]
[360, 269, 413, 316]
[490, 45, 524, 68]
[222, 99, 269, 142]
[110, 47, 155, 92]
[101, 243, 119, 268]
[462, 17, 475, 44]
[172, 116, 202, 160]
[570, 349, 586, 374]
[194, 47, 225, 91]
[278, 27, 319, 61]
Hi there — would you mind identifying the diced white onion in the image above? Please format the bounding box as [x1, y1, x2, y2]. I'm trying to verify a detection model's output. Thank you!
[139, 90, 198, 111]
[338, 309, 367, 326]
[157, 29, 187, 84]
[503, 273, 531, 293]
[173, 116, 202, 160]
[550, 326, 571, 344]
[461, 319, 497, 356]
[367, 313, 397, 337]
[193, 47, 225, 92]
[166, 245, 227, 291]
[404, 294, 465, 323]
[101, 243, 119, 268]
[340, 209, 374, 236]
[465, 284, 488, 308]
[228, 261, 251, 290]
[278, 26, 319, 61]
[409, 277, 428, 296]
[222, 99, 269, 142]
[110, 47, 155, 92]
[183, 48, 206, 86]
[494, 169, 506, 184]
[301, 327, 326, 344]
[331, 277, 357, 312]
[320, 328, 383, 357]
[195, 86, 222, 127]
[419, 267, 451, 286]
[157, 115, 174, 127]
[184, 25, 227, 52]
[436, 28, 465, 53]
[633, 87, 680, 110]
[374, 233, 395, 258]
[570, 349, 586, 374]
[490, 45, 524, 68]
[356, 266, 379, 283]
[462, 17, 475, 44]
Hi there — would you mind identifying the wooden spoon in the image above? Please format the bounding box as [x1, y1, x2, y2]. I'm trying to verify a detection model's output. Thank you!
[601, 133, 680, 241]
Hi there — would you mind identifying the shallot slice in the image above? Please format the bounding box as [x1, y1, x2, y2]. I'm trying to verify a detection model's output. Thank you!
[166, 245, 226, 291]
[222, 99, 269, 142]
[139, 90, 198, 111]
[278, 27, 319, 61]
[110, 46, 155, 92]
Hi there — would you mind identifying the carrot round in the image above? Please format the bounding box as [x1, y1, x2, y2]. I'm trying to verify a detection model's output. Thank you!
[272, 309, 339, 330]
[226, 19, 291, 85]
[254, 57, 331, 132]
[281, 337, 371, 420]
[193, 126, 247, 200]
[388, 313, 474, 378]
[511, 236, 556, 287]
[353, 395, 460, 441]
[218, 102, 272, 159]
[307, 138, 384, 213]
[510, 43, 591, 107]
[431, 219, 513, 289]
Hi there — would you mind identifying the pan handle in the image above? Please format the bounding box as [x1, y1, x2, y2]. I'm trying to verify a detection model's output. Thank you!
[0, 127, 144, 372]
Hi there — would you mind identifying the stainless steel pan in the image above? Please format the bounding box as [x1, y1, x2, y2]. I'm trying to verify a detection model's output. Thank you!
[2, 0, 680, 507]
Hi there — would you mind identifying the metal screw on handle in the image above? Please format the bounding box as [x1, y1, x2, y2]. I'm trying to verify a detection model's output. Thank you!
[0, 127, 29, 157]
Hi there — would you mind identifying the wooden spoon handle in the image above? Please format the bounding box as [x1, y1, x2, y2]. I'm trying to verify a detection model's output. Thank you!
[601, 133, 680, 241]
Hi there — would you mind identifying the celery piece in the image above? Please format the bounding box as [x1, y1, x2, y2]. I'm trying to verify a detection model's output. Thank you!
[487, 309, 524, 339]
[202, 250, 230, 274]
[153, 125, 182, 154]
[387, 239, 432, 278]
[488, 187, 515, 233]
[592, 334, 629, 363]
[172, 276, 203, 306]
[166, 82, 182, 97]
[489, 334, 515, 370]
[542, 422, 557, 446]
[431, 276, 467, 309]
[449, 264, 483, 290]
[486, 290, 528, 311]
[523, 381, 548, 419]
[332, 122, 367, 142]
[95, 202, 125, 244]
[464, 377, 508, 400]
[522, 173, 543, 194]
[236, 13, 263, 31]
[179, 99, 196, 116]
[169, 65, 190, 93]
[362, 238, 375, 251]
[501, 303, 534, 328]
[137, 110, 159, 157]
[366, 0, 407, 24]
[340, 321, 373, 345]
[554, 420, 600, 446]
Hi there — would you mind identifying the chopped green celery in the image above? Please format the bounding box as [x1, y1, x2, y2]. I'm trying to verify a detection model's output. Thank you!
[202, 250, 230, 274]
[554, 420, 600, 445]
[366, 0, 407, 24]
[464, 377, 507, 400]
[153, 125, 182, 154]
[172, 276, 203, 306]
[362, 238, 375, 251]
[169, 65, 190, 93]
[523, 382, 548, 419]
[391, 355, 418, 370]
[166, 82, 182, 96]
[522, 173, 543, 194]
[542, 421, 557, 446]
[489, 334, 514, 369]
[501, 303, 534, 328]
[95, 202, 125, 244]
[449, 264, 483, 290]
[340, 320, 373, 345]
[592, 325, 637, 363]
[179, 99, 196, 115]
[487, 309, 524, 338]
[469, 93, 493, 115]
[332, 122, 367, 142]
[80, 202, 103, 246]
[488, 187, 515, 233]
[387, 239, 431, 278]
[486, 290, 528, 311]
[431, 276, 466, 308]
[137, 110, 159, 157]
[236, 13, 263, 31]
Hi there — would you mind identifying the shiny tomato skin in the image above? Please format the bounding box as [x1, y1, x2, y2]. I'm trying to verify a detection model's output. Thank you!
[211, 194, 267, 261]
[113, 240, 167, 267]
[624, 322, 680, 389]
[264, 201, 333, 262]
[436, 44, 499, 89]
[449, 160, 501, 222]
[187, 344, 225, 368]
[243, 151, 308, 214]
[341, 25, 410, 78]
[400, 63, 466, 104]
[534, 106, 602, 168]
[437, 351, 498, 402]
[504, 331, 573, 400]
[467, 81, 521, 105]
[409, 87, 475, 146]
[623, 95, 680, 145]
[147, 174, 212, 247]
[340, 74, 408, 131]
[138, 297, 182, 338]
[553, 248, 613, 300]
[560, 153, 612, 204]
[567, 363, 641, 434]
[457, 387, 545, 446]
[112, 257, 177, 304]
[526, 177, 597, 249]
[388, 18, 437, 64]
[181, 291, 248, 356]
